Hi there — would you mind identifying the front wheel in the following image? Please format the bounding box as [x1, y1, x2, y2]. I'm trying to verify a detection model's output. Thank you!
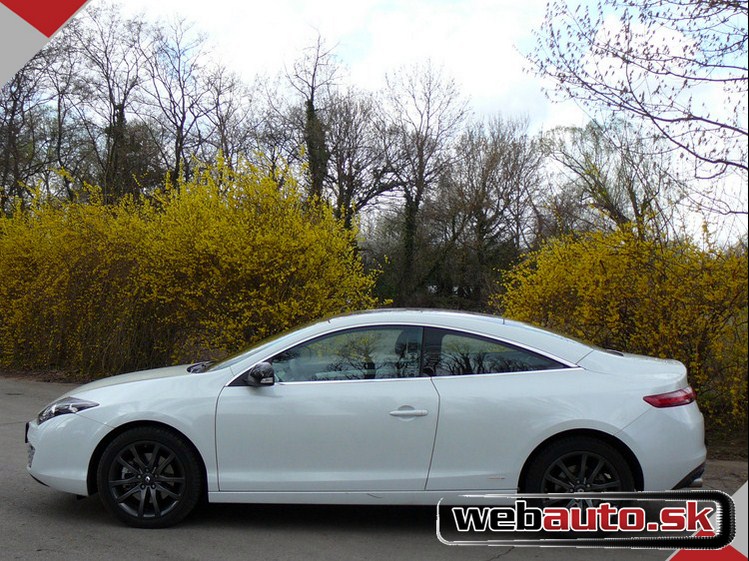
[523, 436, 635, 508]
[96, 426, 203, 528]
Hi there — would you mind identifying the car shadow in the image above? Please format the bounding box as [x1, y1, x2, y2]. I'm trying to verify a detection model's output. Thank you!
[45, 493, 438, 533]
[192, 502, 438, 532]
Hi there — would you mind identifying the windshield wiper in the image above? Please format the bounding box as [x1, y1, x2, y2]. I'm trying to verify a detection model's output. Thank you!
[187, 360, 214, 373]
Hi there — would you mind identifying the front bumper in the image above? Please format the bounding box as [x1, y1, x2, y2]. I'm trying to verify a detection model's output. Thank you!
[26, 413, 111, 496]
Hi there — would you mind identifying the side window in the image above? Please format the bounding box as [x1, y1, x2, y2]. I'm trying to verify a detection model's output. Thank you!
[270, 326, 423, 382]
[423, 328, 564, 375]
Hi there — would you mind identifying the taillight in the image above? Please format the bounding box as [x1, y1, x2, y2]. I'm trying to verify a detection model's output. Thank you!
[643, 386, 696, 408]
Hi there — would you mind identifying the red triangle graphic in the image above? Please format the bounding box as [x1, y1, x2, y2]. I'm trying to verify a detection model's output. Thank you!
[1, 0, 89, 37]
[671, 545, 747, 561]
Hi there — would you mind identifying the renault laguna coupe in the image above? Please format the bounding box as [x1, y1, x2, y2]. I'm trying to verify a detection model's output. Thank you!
[26, 309, 706, 527]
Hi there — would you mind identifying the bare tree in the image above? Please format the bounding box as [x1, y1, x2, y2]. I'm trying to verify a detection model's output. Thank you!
[325, 88, 393, 229]
[253, 77, 306, 186]
[421, 117, 544, 307]
[71, 3, 150, 200]
[0, 53, 51, 213]
[529, 0, 748, 183]
[198, 64, 256, 168]
[378, 62, 467, 304]
[287, 35, 339, 200]
[140, 18, 211, 180]
[38, 21, 99, 200]
[541, 119, 687, 239]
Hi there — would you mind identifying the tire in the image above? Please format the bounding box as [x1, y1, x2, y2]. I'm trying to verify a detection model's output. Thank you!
[523, 436, 635, 508]
[96, 426, 203, 528]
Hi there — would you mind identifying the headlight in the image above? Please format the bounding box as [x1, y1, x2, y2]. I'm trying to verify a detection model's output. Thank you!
[37, 397, 99, 424]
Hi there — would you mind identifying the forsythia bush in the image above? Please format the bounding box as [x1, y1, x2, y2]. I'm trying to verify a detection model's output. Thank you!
[0, 160, 377, 377]
[491, 228, 748, 427]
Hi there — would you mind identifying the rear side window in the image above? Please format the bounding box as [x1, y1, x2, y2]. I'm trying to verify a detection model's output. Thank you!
[423, 328, 565, 376]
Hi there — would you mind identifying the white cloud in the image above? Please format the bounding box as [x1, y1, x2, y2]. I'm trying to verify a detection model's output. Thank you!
[117, 0, 586, 128]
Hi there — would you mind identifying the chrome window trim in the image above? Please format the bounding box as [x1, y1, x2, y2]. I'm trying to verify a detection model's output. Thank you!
[225, 321, 579, 387]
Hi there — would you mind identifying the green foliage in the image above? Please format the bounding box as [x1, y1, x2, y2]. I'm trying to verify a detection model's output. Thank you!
[0, 159, 378, 377]
[491, 228, 748, 428]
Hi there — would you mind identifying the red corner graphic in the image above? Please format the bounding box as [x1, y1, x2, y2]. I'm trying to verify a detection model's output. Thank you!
[671, 546, 747, 561]
[1, 0, 89, 37]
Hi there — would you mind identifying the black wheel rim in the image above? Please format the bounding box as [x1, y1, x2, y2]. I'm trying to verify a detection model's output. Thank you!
[541, 451, 623, 507]
[107, 440, 186, 520]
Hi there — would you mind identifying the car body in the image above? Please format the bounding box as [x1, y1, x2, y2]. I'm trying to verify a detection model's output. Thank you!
[26, 309, 706, 527]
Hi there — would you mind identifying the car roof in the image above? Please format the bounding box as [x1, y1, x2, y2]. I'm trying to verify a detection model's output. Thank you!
[314, 309, 593, 365]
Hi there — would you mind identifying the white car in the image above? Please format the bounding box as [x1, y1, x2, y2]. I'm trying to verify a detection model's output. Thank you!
[26, 309, 706, 527]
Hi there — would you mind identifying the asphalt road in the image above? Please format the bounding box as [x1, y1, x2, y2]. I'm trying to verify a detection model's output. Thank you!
[1, 376, 745, 561]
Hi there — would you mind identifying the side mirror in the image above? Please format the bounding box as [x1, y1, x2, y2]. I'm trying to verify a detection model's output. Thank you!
[244, 362, 275, 387]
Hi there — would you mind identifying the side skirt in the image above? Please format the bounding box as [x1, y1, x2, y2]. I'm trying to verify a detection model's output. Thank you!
[207, 490, 517, 505]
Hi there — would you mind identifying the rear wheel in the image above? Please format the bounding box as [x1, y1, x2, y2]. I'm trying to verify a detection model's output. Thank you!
[97, 426, 202, 528]
[524, 436, 635, 508]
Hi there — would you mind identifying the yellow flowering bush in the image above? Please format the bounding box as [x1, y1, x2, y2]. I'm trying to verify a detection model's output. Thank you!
[491, 228, 748, 427]
[0, 159, 377, 377]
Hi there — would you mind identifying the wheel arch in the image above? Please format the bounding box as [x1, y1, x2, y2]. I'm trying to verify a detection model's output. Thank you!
[86, 420, 208, 498]
[517, 428, 644, 492]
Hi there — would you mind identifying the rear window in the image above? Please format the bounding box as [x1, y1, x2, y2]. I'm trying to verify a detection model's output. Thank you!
[423, 328, 565, 376]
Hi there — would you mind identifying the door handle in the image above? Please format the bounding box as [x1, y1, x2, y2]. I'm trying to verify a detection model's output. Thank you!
[389, 408, 428, 417]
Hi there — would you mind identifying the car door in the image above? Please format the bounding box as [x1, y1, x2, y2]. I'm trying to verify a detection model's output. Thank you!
[215, 325, 440, 492]
[423, 327, 575, 491]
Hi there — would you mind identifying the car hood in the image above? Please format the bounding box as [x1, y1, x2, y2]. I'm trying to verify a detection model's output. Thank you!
[62, 365, 191, 397]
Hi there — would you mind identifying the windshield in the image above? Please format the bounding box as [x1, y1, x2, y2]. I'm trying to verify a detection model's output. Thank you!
[205, 322, 315, 372]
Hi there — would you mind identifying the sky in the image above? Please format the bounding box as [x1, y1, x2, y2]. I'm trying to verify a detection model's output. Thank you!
[84, 0, 747, 238]
[118, 0, 590, 131]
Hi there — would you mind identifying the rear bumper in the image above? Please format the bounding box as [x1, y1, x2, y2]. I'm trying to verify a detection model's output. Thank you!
[673, 463, 705, 489]
[616, 402, 706, 491]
